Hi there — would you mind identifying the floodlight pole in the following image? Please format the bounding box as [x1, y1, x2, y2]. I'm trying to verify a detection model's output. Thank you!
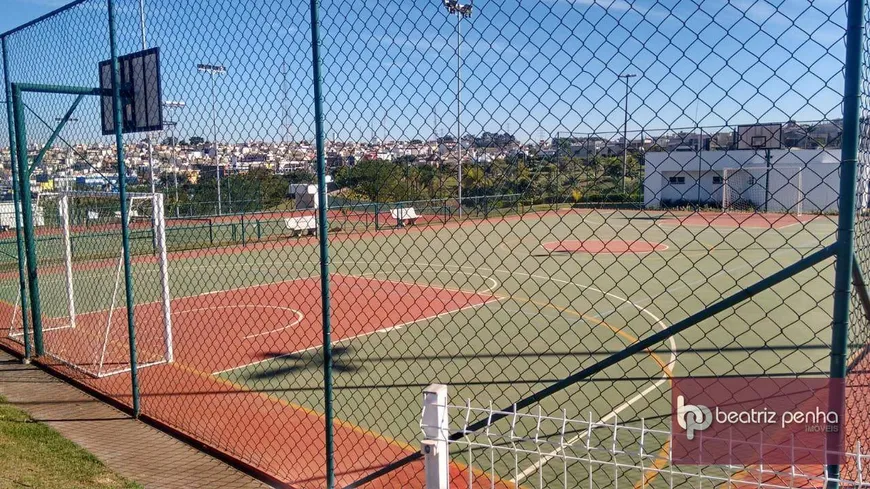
[211, 75, 220, 216]
[443, 0, 472, 219]
[197, 64, 226, 215]
[137, 0, 158, 220]
[163, 100, 185, 217]
[457, 18, 463, 219]
[617, 73, 636, 194]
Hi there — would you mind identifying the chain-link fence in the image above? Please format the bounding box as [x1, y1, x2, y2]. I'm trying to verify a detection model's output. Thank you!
[1, 0, 869, 487]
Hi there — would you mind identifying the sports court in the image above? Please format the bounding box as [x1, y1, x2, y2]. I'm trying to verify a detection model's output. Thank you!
[2, 0, 869, 485]
[0, 205, 853, 487]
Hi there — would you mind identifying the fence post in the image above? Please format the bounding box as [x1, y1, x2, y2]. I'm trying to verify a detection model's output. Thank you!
[307, 0, 334, 485]
[2, 36, 32, 361]
[421, 384, 449, 489]
[828, 0, 865, 481]
[11, 84, 45, 356]
[107, 0, 141, 418]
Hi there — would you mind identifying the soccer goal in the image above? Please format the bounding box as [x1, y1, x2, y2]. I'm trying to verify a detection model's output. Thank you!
[721, 166, 803, 215]
[7, 191, 173, 378]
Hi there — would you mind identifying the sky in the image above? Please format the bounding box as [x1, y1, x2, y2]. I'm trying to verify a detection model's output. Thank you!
[0, 0, 850, 148]
[0, 0, 65, 34]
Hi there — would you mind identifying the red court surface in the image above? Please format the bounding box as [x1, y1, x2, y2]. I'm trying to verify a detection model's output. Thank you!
[543, 239, 666, 254]
[171, 274, 498, 373]
[0, 275, 512, 488]
[657, 212, 817, 229]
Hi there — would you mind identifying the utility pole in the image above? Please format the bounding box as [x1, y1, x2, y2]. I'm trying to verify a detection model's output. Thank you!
[617, 73, 636, 194]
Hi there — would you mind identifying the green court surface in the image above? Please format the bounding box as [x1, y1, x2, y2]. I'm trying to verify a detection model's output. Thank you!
[0, 207, 841, 486]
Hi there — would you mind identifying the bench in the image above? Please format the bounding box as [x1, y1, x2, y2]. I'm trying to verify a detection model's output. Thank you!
[390, 207, 420, 226]
[284, 215, 317, 236]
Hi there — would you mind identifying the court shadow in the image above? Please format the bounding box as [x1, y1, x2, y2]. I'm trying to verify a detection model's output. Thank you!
[249, 346, 359, 380]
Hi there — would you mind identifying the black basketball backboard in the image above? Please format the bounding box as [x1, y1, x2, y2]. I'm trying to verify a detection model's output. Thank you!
[99, 47, 163, 135]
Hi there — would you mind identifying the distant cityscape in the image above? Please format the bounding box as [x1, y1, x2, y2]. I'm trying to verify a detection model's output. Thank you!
[0, 118, 844, 194]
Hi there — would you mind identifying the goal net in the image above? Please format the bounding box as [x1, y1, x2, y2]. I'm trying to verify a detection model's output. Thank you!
[7, 191, 173, 378]
[721, 166, 803, 215]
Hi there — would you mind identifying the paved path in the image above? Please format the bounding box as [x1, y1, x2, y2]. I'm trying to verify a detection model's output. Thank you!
[0, 350, 272, 489]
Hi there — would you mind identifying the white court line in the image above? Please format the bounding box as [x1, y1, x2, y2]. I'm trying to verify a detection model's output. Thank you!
[479, 270, 675, 483]
[655, 214, 817, 232]
[211, 297, 505, 376]
[172, 304, 304, 339]
[360, 268, 500, 295]
[398, 261, 675, 484]
[541, 241, 670, 256]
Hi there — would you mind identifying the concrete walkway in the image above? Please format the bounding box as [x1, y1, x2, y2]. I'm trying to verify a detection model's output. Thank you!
[0, 350, 273, 489]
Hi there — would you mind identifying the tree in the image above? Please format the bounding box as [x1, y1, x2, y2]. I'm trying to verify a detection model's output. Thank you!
[285, 169, 315, 184]
[334, 159, 410, 203]
[159, 172, 190, 187]
[189, 136, 205, 146]
[462, 165, 492, 194]
[161, 136, 179, 146]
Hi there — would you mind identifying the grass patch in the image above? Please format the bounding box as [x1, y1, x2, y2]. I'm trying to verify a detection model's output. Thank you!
[0, 395, 140, 489]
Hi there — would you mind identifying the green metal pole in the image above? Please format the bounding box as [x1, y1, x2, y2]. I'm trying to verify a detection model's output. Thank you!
[11, 83, 108, 96]
[308, 0, 334, 484]
[11, 84, 44, 356]
[33, 94, 85, 169]
[828, 0, 864, 481]
[107, 0, 141, 418]
[3, 37, 32, 360]
[851, 253, 870, 325]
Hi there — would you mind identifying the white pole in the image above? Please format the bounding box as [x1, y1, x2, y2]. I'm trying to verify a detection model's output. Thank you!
[421, 384, 449, 489]
[58, 195, 76, 329]
[152, 193, 173, 363]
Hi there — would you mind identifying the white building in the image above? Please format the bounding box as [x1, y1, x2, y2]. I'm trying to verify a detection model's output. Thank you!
[644, 149, 866, 214]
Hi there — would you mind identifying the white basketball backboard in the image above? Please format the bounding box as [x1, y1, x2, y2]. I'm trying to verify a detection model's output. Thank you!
[737, 123, 782, 150]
